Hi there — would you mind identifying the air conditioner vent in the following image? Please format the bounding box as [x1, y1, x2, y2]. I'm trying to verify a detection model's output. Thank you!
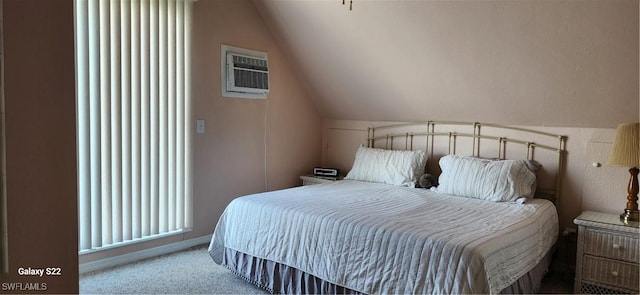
[221, 45, 269, 99]
[227, 53, 269, 92]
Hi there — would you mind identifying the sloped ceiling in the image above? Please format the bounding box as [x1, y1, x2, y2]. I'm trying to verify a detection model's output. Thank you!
[253, 0, 638, 128]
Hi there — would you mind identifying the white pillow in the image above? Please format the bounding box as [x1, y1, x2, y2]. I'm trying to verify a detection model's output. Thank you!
[345, 146, 426, 187]
[437, 155, 536, 202]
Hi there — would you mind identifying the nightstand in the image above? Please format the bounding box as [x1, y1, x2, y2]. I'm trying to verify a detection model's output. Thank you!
[574, 211, 639, 294]
[299, 175, 340, 186]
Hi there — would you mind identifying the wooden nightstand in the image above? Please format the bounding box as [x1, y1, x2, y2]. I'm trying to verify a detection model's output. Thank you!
[574, 211, 639, 294]
[299, 175, 341, 186]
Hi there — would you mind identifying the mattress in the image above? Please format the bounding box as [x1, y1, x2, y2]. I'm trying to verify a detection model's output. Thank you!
[209, 180, 558, 294]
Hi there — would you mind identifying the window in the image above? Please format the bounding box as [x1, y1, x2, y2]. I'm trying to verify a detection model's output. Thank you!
[75, 0, 193, 252]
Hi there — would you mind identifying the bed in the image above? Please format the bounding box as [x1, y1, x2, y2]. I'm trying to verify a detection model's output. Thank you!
[209, 121, 567, 294]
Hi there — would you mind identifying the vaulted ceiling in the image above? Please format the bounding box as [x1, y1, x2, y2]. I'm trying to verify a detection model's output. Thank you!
[253, 0, 639, 128]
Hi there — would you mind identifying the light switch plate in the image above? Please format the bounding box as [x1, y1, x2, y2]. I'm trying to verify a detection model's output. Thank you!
[196, 119, 205, 134]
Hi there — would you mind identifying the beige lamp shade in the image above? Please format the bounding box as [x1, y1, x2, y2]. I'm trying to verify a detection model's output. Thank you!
[608, 123, 640, 167]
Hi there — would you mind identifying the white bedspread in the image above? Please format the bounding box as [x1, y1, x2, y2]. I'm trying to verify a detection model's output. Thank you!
[209, 180, 558, 294]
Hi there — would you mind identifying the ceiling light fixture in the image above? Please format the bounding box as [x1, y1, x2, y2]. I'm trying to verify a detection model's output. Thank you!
[342, 0, 353, 11]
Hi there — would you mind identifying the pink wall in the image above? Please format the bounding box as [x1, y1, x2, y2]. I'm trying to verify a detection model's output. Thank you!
[1, 0, 78, 293]
[189, 0, 321, 235]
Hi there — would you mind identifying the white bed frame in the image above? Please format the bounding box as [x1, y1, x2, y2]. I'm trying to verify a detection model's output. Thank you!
[367, 121, 567, 203]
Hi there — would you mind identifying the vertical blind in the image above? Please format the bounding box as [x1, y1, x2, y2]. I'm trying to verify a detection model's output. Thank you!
[75, 0, 193, 252]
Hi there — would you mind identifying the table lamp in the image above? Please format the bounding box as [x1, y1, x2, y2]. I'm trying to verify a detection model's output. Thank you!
[608, 122, 640, 224]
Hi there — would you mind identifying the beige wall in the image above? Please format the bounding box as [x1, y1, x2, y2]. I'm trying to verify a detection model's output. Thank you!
[255, 0, 639, 128]
[79, 0, 322, 264]
[1, 0, 78, 293]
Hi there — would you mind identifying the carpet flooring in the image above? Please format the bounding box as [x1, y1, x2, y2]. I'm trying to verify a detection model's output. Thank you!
[80, 244, 573, 294]
[80, 245, 267, 294]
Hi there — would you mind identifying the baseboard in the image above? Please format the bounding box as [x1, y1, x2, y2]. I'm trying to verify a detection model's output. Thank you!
[79, 235, 212, 274]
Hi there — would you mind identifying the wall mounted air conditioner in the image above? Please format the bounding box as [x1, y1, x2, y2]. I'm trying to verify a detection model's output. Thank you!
[221, 45, 269, 99]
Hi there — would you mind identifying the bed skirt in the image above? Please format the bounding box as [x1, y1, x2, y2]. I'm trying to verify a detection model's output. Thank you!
[219, 246, 555, 294]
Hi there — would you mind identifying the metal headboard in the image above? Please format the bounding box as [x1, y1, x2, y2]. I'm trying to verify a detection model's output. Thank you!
[367, 121, 567, 204]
